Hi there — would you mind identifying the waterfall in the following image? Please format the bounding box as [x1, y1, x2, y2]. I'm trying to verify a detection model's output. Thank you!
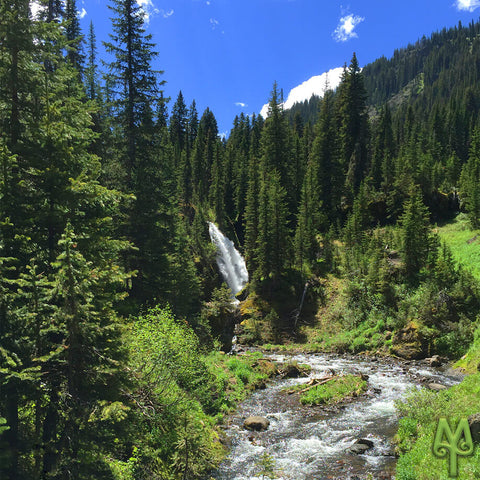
[208, 222, 249, 298]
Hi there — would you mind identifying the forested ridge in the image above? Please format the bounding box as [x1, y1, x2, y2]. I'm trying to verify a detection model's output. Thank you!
[2, 1, 480, 478]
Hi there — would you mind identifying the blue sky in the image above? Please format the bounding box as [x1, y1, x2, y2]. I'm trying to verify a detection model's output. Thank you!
[79, 0, 480, 134]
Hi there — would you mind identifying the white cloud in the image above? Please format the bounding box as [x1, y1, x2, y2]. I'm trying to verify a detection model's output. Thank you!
[210, 18, 219, 29]
[332, 13, 364, 42]
[455, 0, 480, 11]
[206, 1, 211, 4]
[137, 0, 159, 23]
[161, 8, 174, 18]
[235, 102, 248, 108]
[78, 7, 87, 19]
[259, 67, 344, 119]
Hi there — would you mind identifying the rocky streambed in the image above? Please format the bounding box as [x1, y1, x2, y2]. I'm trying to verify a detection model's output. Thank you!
[212, 352, 462, 480]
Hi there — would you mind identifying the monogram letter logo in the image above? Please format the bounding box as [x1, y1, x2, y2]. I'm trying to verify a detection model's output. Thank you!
[433, 418, 474, 477]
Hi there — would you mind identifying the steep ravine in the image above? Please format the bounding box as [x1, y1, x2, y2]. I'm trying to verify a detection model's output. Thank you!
[213, 353, 461, 480]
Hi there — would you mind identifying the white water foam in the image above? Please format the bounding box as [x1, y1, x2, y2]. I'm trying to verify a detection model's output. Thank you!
[208, 222, 248, 298]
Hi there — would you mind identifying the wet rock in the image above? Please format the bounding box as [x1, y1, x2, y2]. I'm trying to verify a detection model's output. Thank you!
[278, 361, 311, 378]
[243, 416, 270, 431]
[468, 413, 480, 443]
[426, 382, 447, 391]
[349, 438, 374, 455]
[427, 355, 443, 367]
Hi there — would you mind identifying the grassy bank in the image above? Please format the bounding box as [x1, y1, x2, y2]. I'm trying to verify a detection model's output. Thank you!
[437, 213, 480, 282]
[395, 374, 480, 480]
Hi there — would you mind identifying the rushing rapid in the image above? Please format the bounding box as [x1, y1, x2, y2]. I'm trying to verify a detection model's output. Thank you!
[213, 353, 460, 480]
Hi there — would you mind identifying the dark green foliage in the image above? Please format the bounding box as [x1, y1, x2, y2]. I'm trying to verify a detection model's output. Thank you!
[336, 54, 369, 196]
[399, 187, 435, 280]
[64, 0, 84, 73]
[103, 0, 162, 189]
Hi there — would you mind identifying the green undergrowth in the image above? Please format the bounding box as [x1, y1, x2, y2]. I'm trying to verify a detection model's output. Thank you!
[114, 306, 277, 480]
[437, 214, 480, 282]
[395, 373, 480, 480]
[455, 327, 480, 373]
[293, 375, 367, 406]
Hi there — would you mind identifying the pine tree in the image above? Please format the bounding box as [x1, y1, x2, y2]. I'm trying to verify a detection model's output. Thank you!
[336, 53, 369, 196]
[1, 7, 131, 477]
[103, 0, 163, 189]
[169, 90, 188, 164]
[85, 22, 98, 101]
[309, 89, 340, 222]
[256, 170, 289, 280]
[399, 187, 433, 279]
[187, 100, 199, 153]
[191, 108, 220, 204]
[260, 82, 294, 210]
[243, 115, 263, 271]
[65, 0, 84, 73]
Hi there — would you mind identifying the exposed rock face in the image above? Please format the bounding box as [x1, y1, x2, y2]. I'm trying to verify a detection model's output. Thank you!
[468, 413, 480, 443]
[391, 322, 428, 359]
[349, 438, 374, 454]
[243, 416, 270, 431]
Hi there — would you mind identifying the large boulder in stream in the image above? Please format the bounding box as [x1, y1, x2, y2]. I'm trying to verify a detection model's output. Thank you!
[278, 361, 311, 378]
[349, 438, 374, 455]
[243, 416, 270, 431]
[391, 322, 428, 360]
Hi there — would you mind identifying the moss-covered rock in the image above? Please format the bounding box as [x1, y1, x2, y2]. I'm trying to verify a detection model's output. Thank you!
[278, 361, 312, 378]
[391, 322, 428, 359]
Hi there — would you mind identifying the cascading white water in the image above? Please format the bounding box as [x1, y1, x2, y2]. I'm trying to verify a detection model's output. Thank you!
[208, 222, 249, 298]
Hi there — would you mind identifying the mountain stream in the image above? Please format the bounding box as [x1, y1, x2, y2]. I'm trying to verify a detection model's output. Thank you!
[213, 353, 461, 480]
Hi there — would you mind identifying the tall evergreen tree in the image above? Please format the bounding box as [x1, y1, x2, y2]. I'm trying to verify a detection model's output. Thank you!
[336, 53, 369, 196]
[84, 21, 98, 101]
[254, 85, 291, 280]
[65, 0, 84, 73]
[169, 90, 188, 163]
[103, 0, 162, 189]
[399, 187, 434, 279]
[243, 114, 263, 270]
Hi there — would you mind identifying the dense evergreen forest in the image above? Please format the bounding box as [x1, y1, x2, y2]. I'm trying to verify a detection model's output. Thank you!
[2, 1, 480, 478]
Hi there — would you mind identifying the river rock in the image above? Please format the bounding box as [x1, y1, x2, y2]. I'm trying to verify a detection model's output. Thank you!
[426, 355, 443, 367]
[426, 382, 447, 391]
[243, 416, 270, 431]
[349, 438, 374, 454]
[279, 362, 311, 378]
[468, 413, 480, 443]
